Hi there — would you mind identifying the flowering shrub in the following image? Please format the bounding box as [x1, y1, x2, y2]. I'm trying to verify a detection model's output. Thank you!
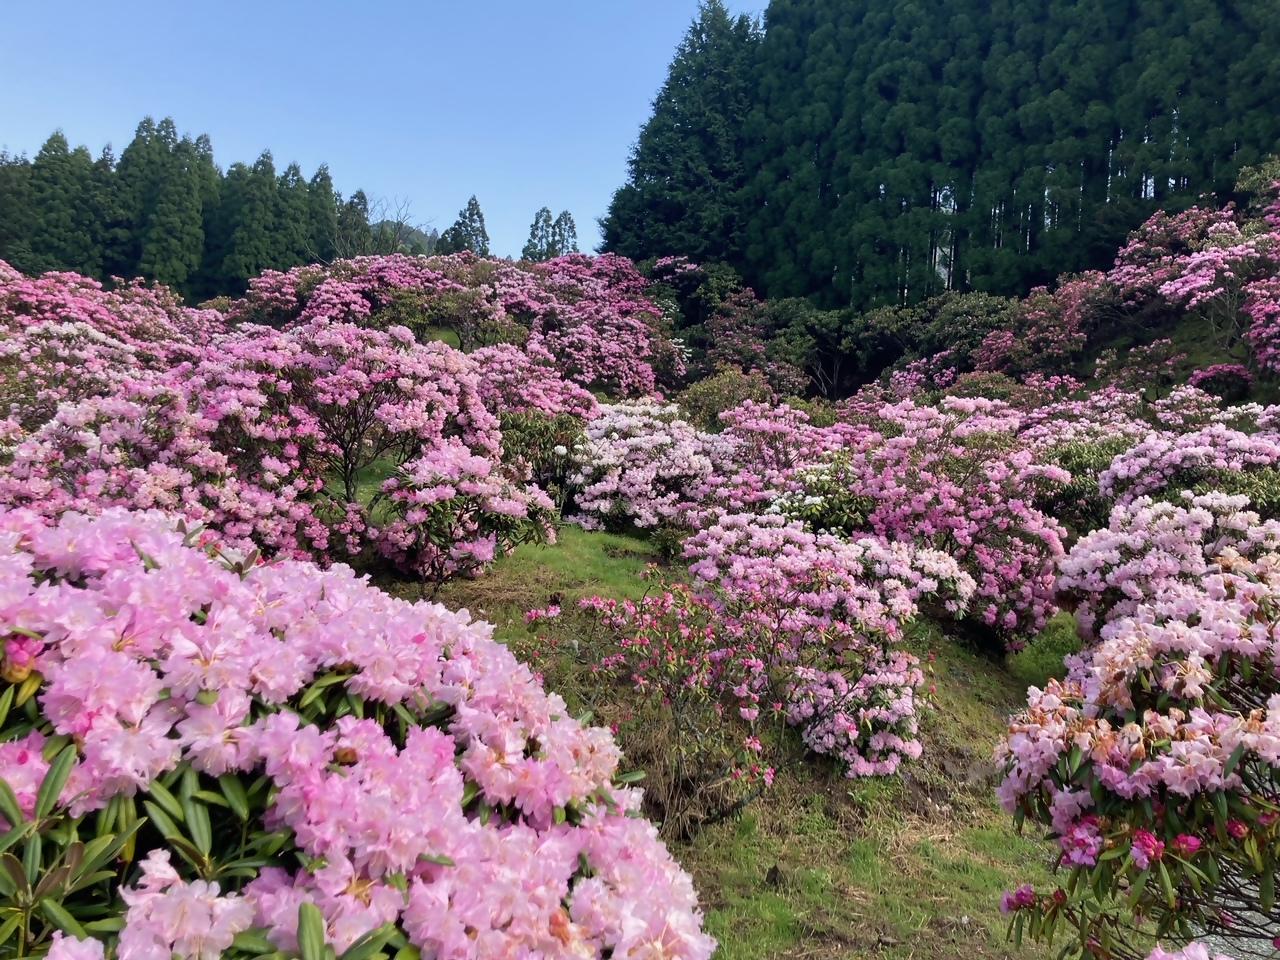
[527, 584, 785, 838]
[232, 252, 680, 397]
[1189, 363, 1254, 402]
[469, 343, 597, 420]
[568, 402, 722, 531]
[684, 512, 974, 776]
[0, 507, 714, 960]
[376, 439, 556, 590]
[1098, 423, 1280, 508]
[998, 493, 1280, 960]
[1058, 492, 1280, 637]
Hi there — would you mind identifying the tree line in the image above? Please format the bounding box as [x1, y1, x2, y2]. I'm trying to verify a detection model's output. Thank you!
[603, 0, 1280, 308]
[0, 118, 585, 299]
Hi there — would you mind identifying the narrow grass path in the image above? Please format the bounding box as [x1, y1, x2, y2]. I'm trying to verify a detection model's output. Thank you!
[392, 527, 1057, 960]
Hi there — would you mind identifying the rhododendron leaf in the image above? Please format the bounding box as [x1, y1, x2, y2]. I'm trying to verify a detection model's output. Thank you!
[615, 770, 646, 784]
[145, 780, 184, 824]
[299, 672, 350, 709]
[82, 917, 125, 934]
[298, 901, 327, 960]
[14, 673, 41, 708]
[0, 853, 27, 895]
[66, 869, 117, 895]
[22, 829, 41, 882]
[1223, 743, 1247, 779]
[0, 685, 14, 730]
[417, 853, 455, 867]
[1157, 863, 1176, 909]
[391, 947, 421, 960]
[0, 914, 19, 946]
[191, 790, 229, 809]
[181, 798, 212, 856]
[33, 863, 71, 899]
[0, 780, 23, 829]
[39, 895, 86, 938]
[141, 801, 182, 841]
[194, 690, 220, 706]
[339, 923, 398, 960]
[218, 774, 250, 821]
[231, 929, 276, 954]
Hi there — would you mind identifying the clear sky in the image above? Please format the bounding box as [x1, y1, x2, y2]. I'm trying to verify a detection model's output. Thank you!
[0, 1, 767, 257]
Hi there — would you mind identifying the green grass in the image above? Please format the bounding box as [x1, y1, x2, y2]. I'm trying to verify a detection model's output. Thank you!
[420, 325, 461, 349]
[402, 528, 1055, 960]
[1007, 612, 1082, 691]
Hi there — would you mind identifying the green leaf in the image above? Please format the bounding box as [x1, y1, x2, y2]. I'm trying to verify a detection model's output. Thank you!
[1261, 867, 1275, 913]
[40, 897, 87, 938]
[35, 745, 76, 820]
[614, 770, 646, 784]
[340, 923, 397, 960]
[0, 913, 21, 946]
[0, 780, 24, 829]
[417, 853, 455, 867]
[142, 800, 182, 841]
[182, 796, 213, 856]
[146, 779, 185, 823]
[1157, 862, 1177, 909]
[1223, 743, 1247, 779]
[0, 684, 15, 730]
[218, 774, 250, 821]
[232, 929, 277, 954]
[298, 902, 327, 960]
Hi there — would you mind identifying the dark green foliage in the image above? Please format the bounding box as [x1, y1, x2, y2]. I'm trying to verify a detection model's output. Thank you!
[437, 196, 490, 256]
[522, 208, 581, 262]
[0, 116, 382, 298]
[27, 132, 99, 276]
[610, 0, 1280, 308]
[522, 207, 555, 261]
[601, 0, 761, 264]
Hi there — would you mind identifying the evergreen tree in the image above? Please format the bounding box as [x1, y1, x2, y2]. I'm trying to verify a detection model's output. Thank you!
[601, 0, 761, 264]
[437, 196, 490, 255]
[137, 135, 204, 289]
[335, 190, 374, 258]
[612, 0, 1280, 308]
[0, 152, 35, 272]
[306, 165, 339, 262]
[91, 146, 133, 280]
[220, 152, 280, 290]
[522, 207, 555, 261]
[27, 132, 99, 275]
[276, 163, 312, 268]
[551, 211, 579, 257]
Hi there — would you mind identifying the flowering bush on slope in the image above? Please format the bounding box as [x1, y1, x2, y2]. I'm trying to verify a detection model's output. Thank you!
[996, 493, 1280, 960]
[0, 507, 714, 960]
[230, 252, 680, 397]
[683, 512, 974, 777]
[0, 304, 550, 581]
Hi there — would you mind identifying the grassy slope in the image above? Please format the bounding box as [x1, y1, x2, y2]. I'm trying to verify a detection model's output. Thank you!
[388, 527, 1056, 960]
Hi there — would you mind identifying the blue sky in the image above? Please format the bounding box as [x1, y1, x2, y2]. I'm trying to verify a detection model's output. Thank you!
[0, 1, 767, 256]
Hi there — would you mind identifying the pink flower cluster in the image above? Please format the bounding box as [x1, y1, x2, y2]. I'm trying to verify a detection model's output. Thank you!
[3, 507, 715, 960]
[997, 490, 1280, 957]
[232, 252, 680, 397]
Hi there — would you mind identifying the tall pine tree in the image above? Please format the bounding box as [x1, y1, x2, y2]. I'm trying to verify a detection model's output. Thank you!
[601, 0, 760, 264]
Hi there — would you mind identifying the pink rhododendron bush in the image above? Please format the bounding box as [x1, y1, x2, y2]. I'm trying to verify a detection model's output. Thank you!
[0, 264, 554, 584]
[229, 252, 683, 397]
[0, 507, 714, 960]
[995, 492, 1280, 960]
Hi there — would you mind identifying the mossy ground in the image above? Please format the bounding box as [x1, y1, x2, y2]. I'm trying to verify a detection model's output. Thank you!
[387, 527, 1058, 960]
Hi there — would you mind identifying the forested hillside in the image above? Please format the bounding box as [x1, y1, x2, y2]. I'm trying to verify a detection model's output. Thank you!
[0, 118, 452, 299]
[604, 0, 1280, 307]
